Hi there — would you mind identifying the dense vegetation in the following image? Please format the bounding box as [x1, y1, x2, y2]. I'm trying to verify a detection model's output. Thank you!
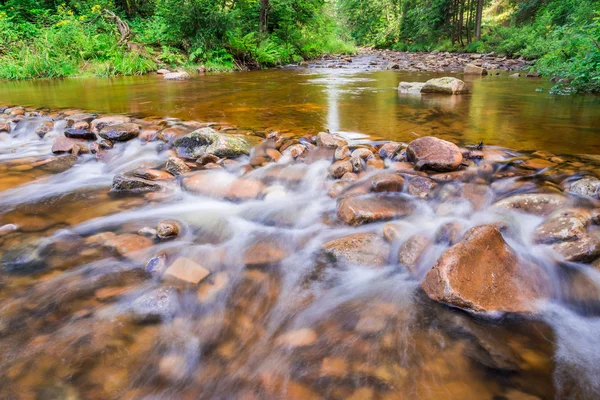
[336, 0, 600, 93]
[0, 0, 355, 79]
[0, 0, 598, 93]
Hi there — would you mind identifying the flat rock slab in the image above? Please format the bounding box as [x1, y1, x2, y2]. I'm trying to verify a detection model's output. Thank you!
[182, 171, 264, 201]
[163, 257, 210, 285]
[534, 209, 591, 244]
[422, 225, 549, 314]
[337, 194, 415, 226]
[322, 233, 390, 267]
[493, 193, 568, 217]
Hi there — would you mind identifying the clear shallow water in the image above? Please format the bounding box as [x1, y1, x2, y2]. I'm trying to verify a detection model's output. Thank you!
[1, 68, 600, 154]
[1, 69, 600, 399]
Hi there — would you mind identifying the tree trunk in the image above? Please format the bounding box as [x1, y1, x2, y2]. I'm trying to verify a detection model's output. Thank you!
[474, 0, 484, 41]
[259, 0, 269, 34]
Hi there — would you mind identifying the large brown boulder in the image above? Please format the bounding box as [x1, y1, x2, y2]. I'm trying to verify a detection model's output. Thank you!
[337, 194, 415, 226]
[422, 225, 549, 313]
[322, 233, 390, 267]
[406, 136, 463, 171]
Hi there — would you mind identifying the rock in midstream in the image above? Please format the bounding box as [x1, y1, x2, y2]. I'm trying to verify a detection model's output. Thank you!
[337, 194, 415, 226]
[173, 128, 253, 159]
[421, 77, 469, 94]
[492, 193, 569, 217]
[422, 225, 550, 314]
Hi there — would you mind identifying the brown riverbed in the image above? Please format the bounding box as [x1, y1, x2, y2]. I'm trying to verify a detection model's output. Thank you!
[1, 63, 600, 400]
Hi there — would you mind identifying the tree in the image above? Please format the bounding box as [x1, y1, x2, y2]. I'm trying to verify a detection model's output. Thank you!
[259, 0, 269, 33]
[474, 0, 484, 41]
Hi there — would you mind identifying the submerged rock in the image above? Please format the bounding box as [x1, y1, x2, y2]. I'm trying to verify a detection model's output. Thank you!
[422, 225, 549, 313]
[337, 194, 415, 226]
[398, 82, 425, 94]
[398, 234, 432, 276]
[173, 128, 252, 159]
[243, 241, 289, 268]
[127, 286, 179, 322]
[551, 234, 600, 263]
[162, 257, 210, 285]
[322, 233, 390, 267]
[493, 193, 568, 217]
[164, 71, 191, 80]
[406, 136, 463, 171]
[534, 209, 591, 244]
[99, 122, 140, 142]
[421, 77, 469, 94]
[183, 171, 264, 201]
[567, 177, 600, 198]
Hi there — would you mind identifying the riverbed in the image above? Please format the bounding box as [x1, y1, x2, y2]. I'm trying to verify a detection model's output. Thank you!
[1, 64, 600, 400]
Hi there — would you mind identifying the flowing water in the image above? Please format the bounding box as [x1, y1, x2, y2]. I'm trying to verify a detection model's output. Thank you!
[1, 66, 600, 400]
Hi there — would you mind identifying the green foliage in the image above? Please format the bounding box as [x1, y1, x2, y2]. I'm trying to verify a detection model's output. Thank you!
[0, 0, 355, 80]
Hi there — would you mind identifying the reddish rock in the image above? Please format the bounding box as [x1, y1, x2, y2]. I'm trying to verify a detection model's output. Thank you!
[0, 121, 10, 133]
[329, 160, 353, 179]
[422, 225, 549, 313]
[382, 223, 403, 242]
[243, 241, 289, 268]
[337, 195, 415, 226]
[157, 220, 180, 239]
[108, 234, 154, 256]
[323, 233, 390, 267]
[406, 136, 463, 171]
[370, 173, 405, 193]
[335, 146, 351, 160]
[366, 158, 385, 169]
[133, 168, 175, 181]
[407, 176, 438, 198]
[157, 126, 192, 142]
[378, 142, 402, 159]
[51, 136, 88, 154]
[352, 148, 375, 160]
[111, 174, 165, 192]
[316, 132, 347, 148]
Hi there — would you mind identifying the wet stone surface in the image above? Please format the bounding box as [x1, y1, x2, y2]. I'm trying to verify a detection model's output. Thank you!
[0, 98, 599, 400]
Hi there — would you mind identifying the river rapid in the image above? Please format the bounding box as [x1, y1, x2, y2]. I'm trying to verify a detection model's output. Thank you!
[1, 62, 600, 400]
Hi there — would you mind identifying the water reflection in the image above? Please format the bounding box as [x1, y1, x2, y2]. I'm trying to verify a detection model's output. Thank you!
[1, 68, 600, 153]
